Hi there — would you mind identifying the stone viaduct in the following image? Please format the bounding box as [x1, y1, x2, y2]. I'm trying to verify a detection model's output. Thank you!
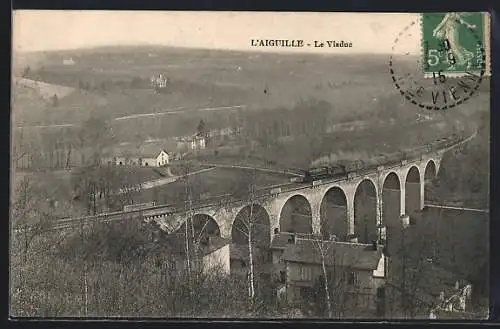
[144, 134, 474, 245]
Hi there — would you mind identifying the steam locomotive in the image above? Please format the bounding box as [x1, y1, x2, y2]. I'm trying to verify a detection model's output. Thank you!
[303, 164, 348, 182]
[295, 134, 463, 184]
[298, 159, 379, 183]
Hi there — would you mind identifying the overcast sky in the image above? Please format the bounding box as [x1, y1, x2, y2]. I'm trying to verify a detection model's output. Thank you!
[13, 11, 421, 54]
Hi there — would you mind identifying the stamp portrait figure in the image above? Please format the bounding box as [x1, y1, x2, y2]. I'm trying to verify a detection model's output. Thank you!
[432, 13, 476, 70]
[422, 12, 488, 76]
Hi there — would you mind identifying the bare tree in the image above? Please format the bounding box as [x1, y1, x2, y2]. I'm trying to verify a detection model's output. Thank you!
[230, 169, 259, 306]
[312, 237, 334, 317]
[308, 236, 355, 318]
[178, 160, 209, 304]
[231, 167, 281, 313]
[11, 176, 52, 264]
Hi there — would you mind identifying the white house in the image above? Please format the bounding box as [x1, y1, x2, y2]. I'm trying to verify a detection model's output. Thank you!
[151, 73, 168, 92]
[154, 150, 169, 167]
[191, 135, 206, 150]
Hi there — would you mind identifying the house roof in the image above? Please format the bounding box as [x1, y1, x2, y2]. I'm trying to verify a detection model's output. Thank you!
[281, 238, 383, 270]
[103, 142, 174, 158]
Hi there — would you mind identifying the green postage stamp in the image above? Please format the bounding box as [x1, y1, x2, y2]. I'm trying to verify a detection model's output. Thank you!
[422, 12, 491, 77]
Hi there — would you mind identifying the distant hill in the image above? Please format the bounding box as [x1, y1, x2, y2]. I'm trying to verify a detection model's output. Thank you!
[17, 45, 399, 79]
[12, 46, 489, 135]
[18, 44, 396, 60]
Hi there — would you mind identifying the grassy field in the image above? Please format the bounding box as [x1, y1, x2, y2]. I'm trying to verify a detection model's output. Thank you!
[12, 84, 108, 127]
[108, 165, 172, 182]
[136, 167, 290, 205]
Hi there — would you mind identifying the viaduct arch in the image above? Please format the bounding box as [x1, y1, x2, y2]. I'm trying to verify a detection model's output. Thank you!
[147, 152, 446, 244]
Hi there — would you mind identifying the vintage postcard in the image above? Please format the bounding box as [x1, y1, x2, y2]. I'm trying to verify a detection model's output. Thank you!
[10, 11, 490, 319]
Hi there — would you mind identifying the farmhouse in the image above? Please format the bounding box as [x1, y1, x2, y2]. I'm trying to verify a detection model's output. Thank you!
[103, 143, 171, 167]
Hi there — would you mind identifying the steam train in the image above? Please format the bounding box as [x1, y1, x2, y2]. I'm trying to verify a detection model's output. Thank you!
[303, 164, 348, 182]
[295, 134, 463, 184]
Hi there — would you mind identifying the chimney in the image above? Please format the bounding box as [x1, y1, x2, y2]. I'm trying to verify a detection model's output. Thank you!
[455, 280, 460, 290]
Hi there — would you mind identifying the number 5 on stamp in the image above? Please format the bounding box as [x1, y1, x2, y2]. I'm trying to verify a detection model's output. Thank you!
[422, 12, 491, 78]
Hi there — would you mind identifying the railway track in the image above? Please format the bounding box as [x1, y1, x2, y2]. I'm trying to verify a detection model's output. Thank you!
[15, 133, 476, 233]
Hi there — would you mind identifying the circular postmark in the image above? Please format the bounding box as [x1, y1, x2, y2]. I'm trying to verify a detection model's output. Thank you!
[389, 13, 487, 111]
